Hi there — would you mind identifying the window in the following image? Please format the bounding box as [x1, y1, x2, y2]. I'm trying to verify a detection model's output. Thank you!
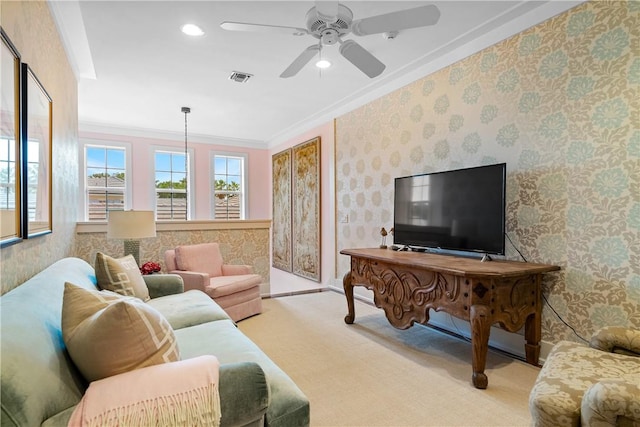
[0, 138, 16, 210]
[26, 140, 41, 221]
[155, 150, 188, 220]
[410, 175, 430, 226]
[212, 153, 246, 219]
[85, 145, 126, 221]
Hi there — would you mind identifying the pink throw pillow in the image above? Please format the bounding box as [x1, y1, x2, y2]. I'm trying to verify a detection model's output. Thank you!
[68, 355, 221, 427]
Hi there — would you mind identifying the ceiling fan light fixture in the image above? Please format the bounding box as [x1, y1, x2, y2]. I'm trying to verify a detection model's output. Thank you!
[315, 59, 331, 69]
[181, 24, 204, 36]
[222, 3, 440, 79]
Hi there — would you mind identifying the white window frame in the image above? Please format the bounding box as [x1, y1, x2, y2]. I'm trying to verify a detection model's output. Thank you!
[152, 145, 194, 220]
[0, 137, 17, 211]
[210, 151, 248, 220]
[79, 139, 132, 221]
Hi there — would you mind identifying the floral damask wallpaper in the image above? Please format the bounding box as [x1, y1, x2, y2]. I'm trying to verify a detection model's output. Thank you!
[336, 1, 639, 343]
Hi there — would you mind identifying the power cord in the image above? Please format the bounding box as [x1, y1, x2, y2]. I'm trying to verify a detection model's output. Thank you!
[504, 232, 528, 262]
[448, 315, 471, 344]
[505, 232, 589, 344]
[541, 293, 588, 343]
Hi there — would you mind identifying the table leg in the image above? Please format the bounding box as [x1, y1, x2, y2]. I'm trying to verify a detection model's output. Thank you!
[343, 271, 355, 324]
[525, 311, 541, 365]
[470, 304, 490, 389]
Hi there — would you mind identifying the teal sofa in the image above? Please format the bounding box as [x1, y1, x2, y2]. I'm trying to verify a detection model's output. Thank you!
[1, 257, 310, 427]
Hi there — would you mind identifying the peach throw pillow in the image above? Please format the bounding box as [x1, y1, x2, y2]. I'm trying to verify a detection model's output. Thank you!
[62, 282, 179, 382]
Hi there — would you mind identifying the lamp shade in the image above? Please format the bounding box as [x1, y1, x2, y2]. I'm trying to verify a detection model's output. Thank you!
[107, 211, 156, 239]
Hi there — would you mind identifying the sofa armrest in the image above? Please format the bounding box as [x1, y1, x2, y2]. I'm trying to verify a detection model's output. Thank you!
[143, 274, 184, 298]
[69, 355, 221, 427]
[222, 264, 254, 276]
[219, 362, 269, 427]
[590, 327, 640, 356]
[169, 270, 210, 292]
[581, 378, 640, 426]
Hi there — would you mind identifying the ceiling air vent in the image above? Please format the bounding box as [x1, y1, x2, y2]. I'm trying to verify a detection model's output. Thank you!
[229, 71, 253, 83]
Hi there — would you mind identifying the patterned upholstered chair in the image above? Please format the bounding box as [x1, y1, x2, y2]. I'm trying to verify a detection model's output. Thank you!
[164, 243, 262, 322]
[529, 327, 640, 427]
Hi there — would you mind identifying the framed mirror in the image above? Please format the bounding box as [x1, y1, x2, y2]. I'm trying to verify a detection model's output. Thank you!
[0, 28, 22, 247]
[21, 63, 52, 238]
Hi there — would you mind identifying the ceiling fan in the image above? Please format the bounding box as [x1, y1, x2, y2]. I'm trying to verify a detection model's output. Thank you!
[220, 1, 440, 79]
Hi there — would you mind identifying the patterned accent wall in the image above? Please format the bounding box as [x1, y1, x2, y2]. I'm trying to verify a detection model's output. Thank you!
[75, 227, 271, 289]
[336, 1, 639, 343]
[1, 1, 79, 294]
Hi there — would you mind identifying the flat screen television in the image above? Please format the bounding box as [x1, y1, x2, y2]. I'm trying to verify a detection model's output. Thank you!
[393, 163, 506, 256]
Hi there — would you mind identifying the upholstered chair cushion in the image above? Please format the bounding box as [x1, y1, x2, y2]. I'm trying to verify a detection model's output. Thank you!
[581, 378, 640, 426]
[529, 340, 640, 427]
[62, 282, 179, 382]
[94, 253, 150, 301]
[590, 326, 640, 356]
[175, 243, 224, 277]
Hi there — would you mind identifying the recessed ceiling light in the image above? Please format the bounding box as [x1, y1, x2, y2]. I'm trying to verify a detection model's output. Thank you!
[316, 59, 331, 69]
[181, 24, 204, 36]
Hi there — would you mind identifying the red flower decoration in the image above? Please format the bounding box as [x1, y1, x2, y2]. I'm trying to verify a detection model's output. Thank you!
[140, 261, 161, 275]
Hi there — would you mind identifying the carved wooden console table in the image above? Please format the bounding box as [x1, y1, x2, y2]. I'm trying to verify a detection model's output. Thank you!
[340, 248, 560, 389]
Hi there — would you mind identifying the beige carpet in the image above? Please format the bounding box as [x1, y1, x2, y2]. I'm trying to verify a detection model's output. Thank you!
[239, 291, 540, 427]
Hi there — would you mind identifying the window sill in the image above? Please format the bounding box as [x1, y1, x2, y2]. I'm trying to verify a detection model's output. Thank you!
[76, 219, 271, 234]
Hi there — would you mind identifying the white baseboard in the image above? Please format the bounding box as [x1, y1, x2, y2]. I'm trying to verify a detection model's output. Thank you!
[327, 283, 553, 363]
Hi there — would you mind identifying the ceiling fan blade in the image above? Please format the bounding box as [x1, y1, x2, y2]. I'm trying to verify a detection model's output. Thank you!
[220, 21, 308, 36]
[339, 40, 385, 78]
[351, 4, 440, 36]
[280, 45, 321, 78]
[314, 1, 339, 23]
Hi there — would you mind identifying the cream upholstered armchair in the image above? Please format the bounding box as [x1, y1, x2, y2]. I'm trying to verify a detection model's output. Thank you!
[164, 243, 262, 322]
[529, 327, 640, 427]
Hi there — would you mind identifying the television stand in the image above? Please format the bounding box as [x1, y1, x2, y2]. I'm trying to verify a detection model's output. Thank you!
[340, 248, 560, 389]
[481, 253, 493, 262]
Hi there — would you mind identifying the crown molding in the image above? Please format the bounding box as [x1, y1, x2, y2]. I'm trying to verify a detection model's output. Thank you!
[47, 0, 96, 80]
[266, 0, 583, 148]
[79, 122, 268, 149]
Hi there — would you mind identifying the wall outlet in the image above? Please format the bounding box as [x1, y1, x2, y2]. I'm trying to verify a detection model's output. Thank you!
[339, 214, 349, 223]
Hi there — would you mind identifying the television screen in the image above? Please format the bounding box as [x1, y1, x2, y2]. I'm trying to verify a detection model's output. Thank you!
[393, 163, 506, 255]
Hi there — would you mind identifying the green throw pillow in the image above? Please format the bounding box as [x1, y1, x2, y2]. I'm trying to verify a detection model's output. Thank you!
[61, 282, 180, 382]
[95, 252, 150, 301]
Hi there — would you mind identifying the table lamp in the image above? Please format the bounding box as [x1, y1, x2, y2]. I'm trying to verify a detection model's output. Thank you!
[107, 210, 156, 266]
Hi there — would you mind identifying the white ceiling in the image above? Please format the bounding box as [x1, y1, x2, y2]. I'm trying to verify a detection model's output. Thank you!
[50, 1, 581, 148]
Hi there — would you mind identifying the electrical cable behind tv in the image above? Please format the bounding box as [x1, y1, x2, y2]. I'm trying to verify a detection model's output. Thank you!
[505, 232, 588, 344]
